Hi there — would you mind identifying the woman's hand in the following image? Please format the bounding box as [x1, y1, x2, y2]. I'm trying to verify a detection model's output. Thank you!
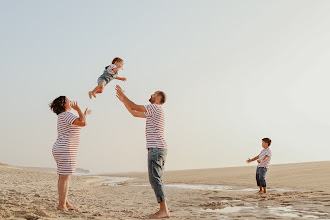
[84, 108, 92, 116]
[70, 101, 80, 111]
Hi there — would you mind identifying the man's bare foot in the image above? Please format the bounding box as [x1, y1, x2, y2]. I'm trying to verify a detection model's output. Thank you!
[258, 190, 263, 193]
[149, 210, 170, 219]
[57, 205, 68, 211]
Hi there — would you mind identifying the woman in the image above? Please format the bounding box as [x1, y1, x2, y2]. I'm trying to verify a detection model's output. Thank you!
[49, 96, 90, 211]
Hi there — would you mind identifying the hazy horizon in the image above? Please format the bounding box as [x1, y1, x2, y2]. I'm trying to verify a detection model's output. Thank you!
[5, 160, 328, 175]
[1, 0, 330, 173]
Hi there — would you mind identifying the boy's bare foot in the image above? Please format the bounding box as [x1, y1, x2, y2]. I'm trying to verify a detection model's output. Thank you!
[57, 205, 68, 211]
[258, 190, 263, 193]
[149, 210, 170, 219]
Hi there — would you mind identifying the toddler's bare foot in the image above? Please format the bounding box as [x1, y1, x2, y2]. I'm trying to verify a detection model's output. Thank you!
[88, 91, 93, 99]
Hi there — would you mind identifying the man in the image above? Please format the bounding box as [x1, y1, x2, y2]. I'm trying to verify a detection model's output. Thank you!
[115, 85, 170, 219]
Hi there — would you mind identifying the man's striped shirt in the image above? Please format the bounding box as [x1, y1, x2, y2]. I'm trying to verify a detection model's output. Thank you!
[144, 104, 167, 149]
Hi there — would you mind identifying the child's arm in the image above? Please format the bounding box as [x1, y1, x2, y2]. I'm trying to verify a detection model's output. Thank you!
[115, 76, 127, 82]
[246, 155, 259, 163]
[257, 155, 269, 163]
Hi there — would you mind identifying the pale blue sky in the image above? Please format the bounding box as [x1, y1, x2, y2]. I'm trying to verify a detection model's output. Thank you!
[0, 1, 329, 173]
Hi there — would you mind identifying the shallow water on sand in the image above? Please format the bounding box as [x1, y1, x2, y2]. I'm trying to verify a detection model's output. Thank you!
[134, 182, 293, 192]
[90, 175, 294, 192]
[202, 206, 254, 213]
[83, 175, 136, 186]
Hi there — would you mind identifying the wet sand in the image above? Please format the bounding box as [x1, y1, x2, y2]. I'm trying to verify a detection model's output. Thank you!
[0, 161, 329, 219]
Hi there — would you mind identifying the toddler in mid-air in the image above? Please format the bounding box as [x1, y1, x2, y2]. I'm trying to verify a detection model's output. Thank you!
[89, 57, 126, 99]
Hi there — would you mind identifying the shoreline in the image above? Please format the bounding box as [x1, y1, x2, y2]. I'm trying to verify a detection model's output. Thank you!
[102, 161, 330, 193]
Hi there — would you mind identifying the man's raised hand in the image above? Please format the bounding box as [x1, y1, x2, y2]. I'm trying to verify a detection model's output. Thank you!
[116, 85, 125, 102]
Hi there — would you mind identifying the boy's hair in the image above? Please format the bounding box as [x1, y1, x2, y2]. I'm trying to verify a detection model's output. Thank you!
[157, 91, 167, 104]
[112, 57, 123, 64]
[262, 138, 271, 146]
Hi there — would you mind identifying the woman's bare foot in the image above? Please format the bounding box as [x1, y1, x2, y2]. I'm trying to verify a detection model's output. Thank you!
[66, 202, 73, 209]
[149, 210, 170, 219]
[57, 205, 68, 211]
[66, 202, 80, 211]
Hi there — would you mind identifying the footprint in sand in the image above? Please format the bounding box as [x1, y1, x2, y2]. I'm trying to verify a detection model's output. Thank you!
[6, 202, 20, 206]
[199, 201, 229, 211]
[23, 213, 39, 220]
[235, 202, 248, 206]
[34, 210, 53, 218]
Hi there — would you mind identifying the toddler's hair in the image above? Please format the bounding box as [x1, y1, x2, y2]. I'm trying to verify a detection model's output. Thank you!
[262, 138, 271, 146]
[112, 57, 123, 64]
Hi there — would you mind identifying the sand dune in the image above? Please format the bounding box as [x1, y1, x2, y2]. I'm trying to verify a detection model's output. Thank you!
[0, 161, 329, 219]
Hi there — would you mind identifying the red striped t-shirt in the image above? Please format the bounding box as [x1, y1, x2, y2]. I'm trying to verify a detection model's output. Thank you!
[144, 104, 167, 149]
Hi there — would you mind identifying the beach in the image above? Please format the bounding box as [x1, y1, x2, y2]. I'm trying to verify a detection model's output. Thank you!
[0, 161, 329, 219]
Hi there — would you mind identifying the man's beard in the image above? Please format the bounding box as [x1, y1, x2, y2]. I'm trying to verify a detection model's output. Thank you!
[149, 97, 154, 103]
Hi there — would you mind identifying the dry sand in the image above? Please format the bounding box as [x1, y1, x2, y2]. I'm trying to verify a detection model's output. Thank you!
[0, 161, 329, 219]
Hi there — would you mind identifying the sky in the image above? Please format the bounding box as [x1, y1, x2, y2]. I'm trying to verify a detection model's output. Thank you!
[0, 0, 329, 173]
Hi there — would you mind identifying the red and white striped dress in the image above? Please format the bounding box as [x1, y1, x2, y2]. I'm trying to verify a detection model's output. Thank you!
[52, 112, 81, 175]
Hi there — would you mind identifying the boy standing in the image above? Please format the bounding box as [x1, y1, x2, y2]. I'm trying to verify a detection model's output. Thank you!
[247, 138, 272, 193]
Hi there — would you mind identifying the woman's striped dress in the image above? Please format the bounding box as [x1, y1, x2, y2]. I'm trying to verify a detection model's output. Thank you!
[52, 112, 81, 175]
